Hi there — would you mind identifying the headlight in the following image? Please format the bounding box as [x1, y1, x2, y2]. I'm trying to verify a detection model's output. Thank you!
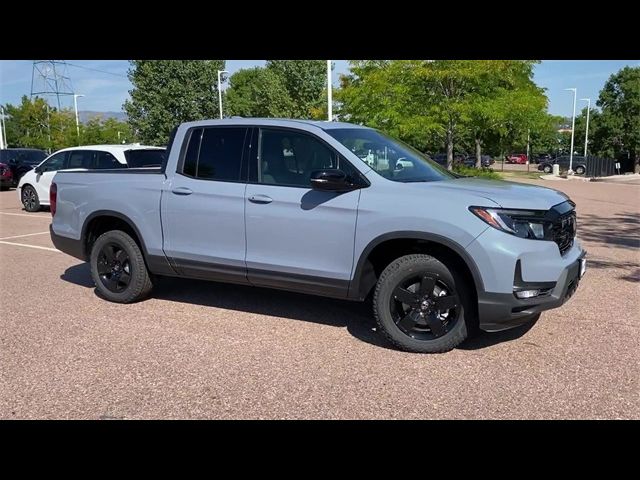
[469, 206, 547, 240]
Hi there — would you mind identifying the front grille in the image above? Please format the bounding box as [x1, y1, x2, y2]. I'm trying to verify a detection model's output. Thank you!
[551, 211, 576, 255]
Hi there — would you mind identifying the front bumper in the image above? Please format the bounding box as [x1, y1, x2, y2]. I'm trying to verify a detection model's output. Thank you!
[477, 250, 586, 331]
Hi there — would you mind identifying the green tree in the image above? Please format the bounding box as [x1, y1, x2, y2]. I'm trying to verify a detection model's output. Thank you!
[337, 60, 547, 169]
[123, 60, 225, 145]
[591, 66, 640, 170]
[80, 116, 134, 145]
[225, 60, 328, 120]
[225, 67, 294, 117]
[265, 60, 327, 118]
[463, 61, 546, 167]
[3, 95, 75, 152]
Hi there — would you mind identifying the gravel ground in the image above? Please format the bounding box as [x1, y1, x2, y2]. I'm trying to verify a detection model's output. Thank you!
[0, 180, 638, 419]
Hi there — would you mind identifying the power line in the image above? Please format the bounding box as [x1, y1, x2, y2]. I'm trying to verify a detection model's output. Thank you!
[66, 62, 128, 78]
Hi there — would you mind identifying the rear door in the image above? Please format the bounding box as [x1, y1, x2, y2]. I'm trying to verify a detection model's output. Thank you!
[161, 126, 250, 283]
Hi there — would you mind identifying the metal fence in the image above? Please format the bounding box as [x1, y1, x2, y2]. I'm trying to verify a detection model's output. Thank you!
[585, 156, 615, 177]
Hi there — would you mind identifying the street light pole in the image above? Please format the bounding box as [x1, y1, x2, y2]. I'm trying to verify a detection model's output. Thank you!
[565, 88, 577, 175]
[73, 94, 84, 141]
[580, 97, 591, 157]
[217, 70, 229, 119]
[0, 107, 6, 149]
[327, 60, 332, 121]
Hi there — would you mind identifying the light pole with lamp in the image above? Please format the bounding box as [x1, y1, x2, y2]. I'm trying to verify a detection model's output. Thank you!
[327, 60, 332, 121]
[565, 88, 577, 175]
[580, 97, 591, 157]
[217, 70, 229, 119]
[73, 94, 85, 141]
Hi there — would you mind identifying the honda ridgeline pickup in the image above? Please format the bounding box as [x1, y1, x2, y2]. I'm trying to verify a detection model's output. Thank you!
[50, 119, 586, 353]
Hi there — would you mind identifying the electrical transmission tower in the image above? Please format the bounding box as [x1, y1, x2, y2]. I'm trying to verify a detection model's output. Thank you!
[30, 60, 75, 109]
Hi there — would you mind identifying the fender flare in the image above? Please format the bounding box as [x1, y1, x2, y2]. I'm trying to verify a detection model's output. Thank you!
[348, 231, 486, 300]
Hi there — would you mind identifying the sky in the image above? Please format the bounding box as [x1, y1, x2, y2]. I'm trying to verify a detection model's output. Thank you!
[1, 60, 638, 117]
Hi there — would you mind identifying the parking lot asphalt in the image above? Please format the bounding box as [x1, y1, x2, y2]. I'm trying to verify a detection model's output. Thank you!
[0, 180, 638, 419]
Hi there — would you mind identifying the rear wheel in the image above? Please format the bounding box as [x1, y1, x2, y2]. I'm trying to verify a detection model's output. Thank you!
[543, 164, 553, 174]
[575, 165, 585, 175]
[21, 185, 40, 212]
[373, 254, 470, 353]
[90, 230, 153, 303]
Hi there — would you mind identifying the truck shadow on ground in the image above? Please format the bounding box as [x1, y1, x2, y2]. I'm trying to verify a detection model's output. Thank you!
[61, 263, 537, 352]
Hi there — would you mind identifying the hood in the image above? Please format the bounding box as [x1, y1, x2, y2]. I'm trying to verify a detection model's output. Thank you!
[422, 177, 570, 210]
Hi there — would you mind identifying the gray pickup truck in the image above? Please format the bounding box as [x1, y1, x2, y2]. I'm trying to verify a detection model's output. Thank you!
[50, 118, 586, 353]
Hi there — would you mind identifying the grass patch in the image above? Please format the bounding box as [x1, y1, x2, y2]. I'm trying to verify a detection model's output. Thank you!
[453, 165, 502, 180]
[497, 170, 544, 180]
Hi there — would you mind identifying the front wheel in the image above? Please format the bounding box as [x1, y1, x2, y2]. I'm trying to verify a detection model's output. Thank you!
[373, 254, 470, 353]
[90, 230, 153, 303]
[21, 185, 40, 212]
[543, 165, 552, 174]
[575, 165, 585, 175]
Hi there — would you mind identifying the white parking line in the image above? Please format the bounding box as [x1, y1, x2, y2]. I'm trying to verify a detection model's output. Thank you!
[0, 231, 50, 241]
[0, 241, 60, 253]
[0, 212, 51, 219]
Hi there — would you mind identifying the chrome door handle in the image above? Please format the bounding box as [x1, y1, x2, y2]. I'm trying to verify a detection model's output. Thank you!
[248, 194, 273, 204]
[171, 187, 193, 195]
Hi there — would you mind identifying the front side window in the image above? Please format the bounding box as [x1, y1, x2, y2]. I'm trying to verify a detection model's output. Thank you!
[258, 128, 361, 188]
[181, 127, 247, 181]
[326, 128, 455, 183]
[41, 152, 67, 172]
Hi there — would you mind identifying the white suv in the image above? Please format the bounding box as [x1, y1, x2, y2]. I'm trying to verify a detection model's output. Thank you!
[18, 144, 164, 212]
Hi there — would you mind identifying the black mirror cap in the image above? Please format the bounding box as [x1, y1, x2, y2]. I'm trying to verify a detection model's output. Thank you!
[34, 166, 43, 174]
[310, 169, 356, 192]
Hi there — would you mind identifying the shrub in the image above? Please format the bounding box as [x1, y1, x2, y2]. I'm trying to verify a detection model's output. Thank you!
[452, 165, 502, 180]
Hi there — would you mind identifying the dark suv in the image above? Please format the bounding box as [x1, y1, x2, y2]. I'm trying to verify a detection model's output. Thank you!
[0, 148, 48, 187]
[538, 155, 587, 175]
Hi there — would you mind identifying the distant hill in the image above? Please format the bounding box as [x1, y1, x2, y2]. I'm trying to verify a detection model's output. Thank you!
[79, 111, 127, 123]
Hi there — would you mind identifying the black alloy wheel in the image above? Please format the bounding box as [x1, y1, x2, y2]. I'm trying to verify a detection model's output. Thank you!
[96, 242, 132, 293]
[390, 273, 460, 340]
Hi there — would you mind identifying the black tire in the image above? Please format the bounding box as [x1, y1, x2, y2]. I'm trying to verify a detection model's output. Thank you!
[21, 185, 41, 212]
[90, 230, 153, 303]
[373, 254, 471, 353]
[543, 165, 552, 174]
[575, 165, 585, 175]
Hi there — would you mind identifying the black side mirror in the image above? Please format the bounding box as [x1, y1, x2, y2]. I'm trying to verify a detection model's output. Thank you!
[34, 165, 43, 174]
[310, 169, 354, 191]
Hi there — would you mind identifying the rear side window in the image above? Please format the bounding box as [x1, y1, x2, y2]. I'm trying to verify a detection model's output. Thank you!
[125, 149, 165, 168]
[95, 151, 125, 169]
[67, 150, 94, 169]
[180, 127, 247, 181]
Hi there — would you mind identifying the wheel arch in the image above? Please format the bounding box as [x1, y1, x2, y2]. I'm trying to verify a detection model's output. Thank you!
[81, 210, 150, 262]
[348, 231, 485, 302]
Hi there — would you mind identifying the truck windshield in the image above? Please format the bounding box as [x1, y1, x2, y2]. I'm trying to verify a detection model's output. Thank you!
[124, 149, 165, 168]
[326, 128, 455, 182]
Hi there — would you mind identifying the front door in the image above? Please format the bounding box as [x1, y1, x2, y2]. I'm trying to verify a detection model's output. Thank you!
[161, 126, 250, 284]
[32, 151, 70, 201]
[245, 128, 363, 298]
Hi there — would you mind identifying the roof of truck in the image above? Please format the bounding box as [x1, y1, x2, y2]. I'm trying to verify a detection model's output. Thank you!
[180, 118, 370, 131]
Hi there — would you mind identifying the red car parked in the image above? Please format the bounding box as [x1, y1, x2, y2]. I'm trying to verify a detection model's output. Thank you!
[506, 153, 528, 164]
